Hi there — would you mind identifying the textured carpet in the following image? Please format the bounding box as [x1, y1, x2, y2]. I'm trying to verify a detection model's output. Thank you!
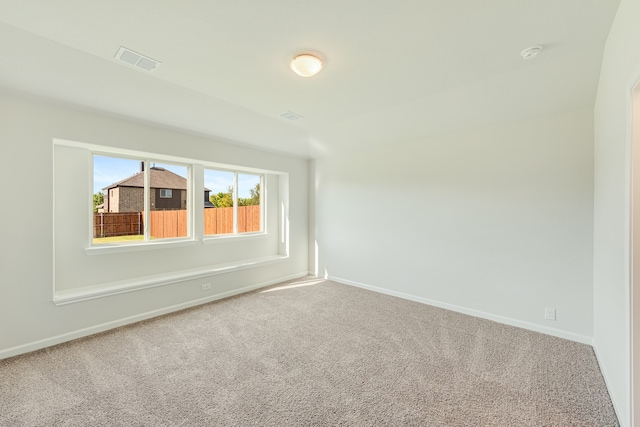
[0, 277, 619, 426]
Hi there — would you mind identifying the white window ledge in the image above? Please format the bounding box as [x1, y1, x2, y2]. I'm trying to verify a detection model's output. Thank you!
[85, 239, 198, 256]
[202, 232, 268, 244]
[53, 254, 288, 306]
[86, 232, 269, 255]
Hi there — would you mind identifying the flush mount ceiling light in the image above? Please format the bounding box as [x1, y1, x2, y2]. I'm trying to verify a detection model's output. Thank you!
[521, 45, 543, 60]
[290, 54, 323, 77]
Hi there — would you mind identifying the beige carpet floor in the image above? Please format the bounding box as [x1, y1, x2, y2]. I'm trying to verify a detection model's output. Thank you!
[0, 277, 619, 426]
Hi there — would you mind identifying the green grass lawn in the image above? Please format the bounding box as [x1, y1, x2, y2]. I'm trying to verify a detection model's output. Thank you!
[93, 235, 144, 244]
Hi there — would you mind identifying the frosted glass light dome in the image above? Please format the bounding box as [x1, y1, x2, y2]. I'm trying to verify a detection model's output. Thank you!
[290, 54, 323, 77]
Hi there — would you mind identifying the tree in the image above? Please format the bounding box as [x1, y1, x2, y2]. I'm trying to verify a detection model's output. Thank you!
[93, 192, 104, 213]
[238, 183, 260, 206]
[210, 183, 260, 207]
[210, 186, 233, 207]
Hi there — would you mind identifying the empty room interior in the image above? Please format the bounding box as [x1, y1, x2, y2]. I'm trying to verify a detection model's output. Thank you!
[1, 0, 640, 425]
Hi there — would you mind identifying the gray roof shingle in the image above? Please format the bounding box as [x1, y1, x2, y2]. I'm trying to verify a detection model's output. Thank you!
[103, 167, 186, 190]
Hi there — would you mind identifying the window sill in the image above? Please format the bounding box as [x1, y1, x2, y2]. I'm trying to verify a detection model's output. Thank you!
[85, 238, 198, 256]
[202, 232, 268, 244]
[53, 254, 289, 306]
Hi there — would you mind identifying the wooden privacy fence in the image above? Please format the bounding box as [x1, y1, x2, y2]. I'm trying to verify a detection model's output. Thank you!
[150, 210, 187, 239]
[205, 206, 261, 235]
[94, 206, 260, 238]
[94, 212, 142, 238]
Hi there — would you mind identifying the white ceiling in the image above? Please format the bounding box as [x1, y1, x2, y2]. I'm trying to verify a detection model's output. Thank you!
[0, 0, 621, 158]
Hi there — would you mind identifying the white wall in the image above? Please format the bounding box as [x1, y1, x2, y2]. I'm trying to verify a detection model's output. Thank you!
[593, 0, 640, 424]
[0, 90, 309, 357]
[632, 86, 640, 427]
[312, 109, 594, 341]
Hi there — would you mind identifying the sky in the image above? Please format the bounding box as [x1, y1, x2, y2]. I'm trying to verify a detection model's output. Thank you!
[94, 155, 260, 198]
[204, 169, 260, 199]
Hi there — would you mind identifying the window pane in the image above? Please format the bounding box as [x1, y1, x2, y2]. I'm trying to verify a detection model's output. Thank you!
[149, 162, 189, 240]
[238, 173, 261, 233]
[204, 169, 234, 235]
[93, 155, 144, 244]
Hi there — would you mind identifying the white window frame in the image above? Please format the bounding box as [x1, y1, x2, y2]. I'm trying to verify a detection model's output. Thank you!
[91, 154, 193, 248]
[236, 172, 264, 235]
[53, 139, 278, 257]
[203, 168, 265, 238]
[159, 189, 173, 198]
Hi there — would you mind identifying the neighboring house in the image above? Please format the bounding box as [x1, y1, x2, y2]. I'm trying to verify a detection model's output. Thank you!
[103, 165, 213, 212]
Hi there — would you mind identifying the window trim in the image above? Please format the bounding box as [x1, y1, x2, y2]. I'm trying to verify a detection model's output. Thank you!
[237, 172, 264, 236]
[233, 171, 239, 234]
[203, 168, 265, 238]
[91, 155, 192, 246]
[53, 139, 279, 256]
[85, 238, 198, 255]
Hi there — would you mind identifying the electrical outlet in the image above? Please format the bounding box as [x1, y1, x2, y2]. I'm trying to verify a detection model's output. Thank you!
[545, 307, 556, 321]
[201, 283, 211, 291]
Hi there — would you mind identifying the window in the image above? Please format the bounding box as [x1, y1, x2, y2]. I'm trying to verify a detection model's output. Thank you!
[79, 142, 272, 251]
[204, 168, 263, 236]
[54, 138, 289, 304]
[237, 173, 262, 234]
[149, 162, 189, 240]
[204, 169, 234, 236]
[93, 155, 191, 245]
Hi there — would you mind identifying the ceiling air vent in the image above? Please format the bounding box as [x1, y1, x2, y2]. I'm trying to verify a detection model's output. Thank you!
[115, 47, 160, 72]
[280, 111, 303, 121]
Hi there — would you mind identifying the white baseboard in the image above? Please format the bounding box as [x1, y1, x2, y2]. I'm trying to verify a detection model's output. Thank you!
[0, 271, 309, 360]
[593, 340, 628, 427]
[328, 275, 594, 346]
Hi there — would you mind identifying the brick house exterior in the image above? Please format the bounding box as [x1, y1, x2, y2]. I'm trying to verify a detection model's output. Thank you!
[103, 166, 212, 213]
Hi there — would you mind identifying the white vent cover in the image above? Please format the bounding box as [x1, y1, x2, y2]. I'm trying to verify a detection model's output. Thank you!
[115, 47, 160, 72]
[280, 111, 303, 120]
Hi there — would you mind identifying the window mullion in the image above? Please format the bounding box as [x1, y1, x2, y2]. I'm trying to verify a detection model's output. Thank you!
[233, 172, 238, 235]
[260, 174, 265, 233]
[189, 164, 195, 239]
[144, 159, 150, 241]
